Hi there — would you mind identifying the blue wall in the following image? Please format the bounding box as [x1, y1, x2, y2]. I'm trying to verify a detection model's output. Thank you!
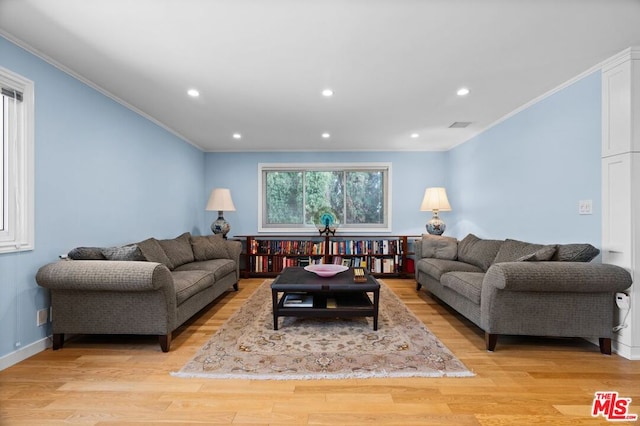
[447, 72, 602, 246]
[204, 151, 449, 237]
[0, 37, 206, 361]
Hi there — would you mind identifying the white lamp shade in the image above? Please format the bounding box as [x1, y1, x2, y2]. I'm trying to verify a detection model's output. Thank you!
[420, 187, 452, 212]
[206, 188, 236, 211]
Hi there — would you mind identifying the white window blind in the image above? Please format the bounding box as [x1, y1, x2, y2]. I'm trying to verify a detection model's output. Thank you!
[0, 66, 34, 254]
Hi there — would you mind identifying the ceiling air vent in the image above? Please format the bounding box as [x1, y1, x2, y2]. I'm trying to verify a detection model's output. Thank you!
[449, 121, 471, 128]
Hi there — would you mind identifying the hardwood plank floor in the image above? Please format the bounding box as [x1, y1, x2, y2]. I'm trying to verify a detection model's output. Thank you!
[1, 278, 639, 425]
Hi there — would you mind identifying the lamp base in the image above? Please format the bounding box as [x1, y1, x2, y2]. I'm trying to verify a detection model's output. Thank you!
[211, 213, 231, 239]
[426, 213, 446, 235]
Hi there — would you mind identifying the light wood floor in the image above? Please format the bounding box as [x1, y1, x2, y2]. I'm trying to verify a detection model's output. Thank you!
[1, 278, 639, 425]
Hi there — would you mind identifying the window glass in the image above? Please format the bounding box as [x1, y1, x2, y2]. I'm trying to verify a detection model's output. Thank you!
[260, 163, 391, 232]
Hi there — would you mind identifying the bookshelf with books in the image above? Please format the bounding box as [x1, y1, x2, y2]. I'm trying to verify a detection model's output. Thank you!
[236, 234, 419, 278]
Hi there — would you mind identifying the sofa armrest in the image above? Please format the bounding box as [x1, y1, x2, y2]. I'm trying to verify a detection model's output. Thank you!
[484, 262, 632, 293]
[36, 260, 174, 293]
[224, 240, 242, 280]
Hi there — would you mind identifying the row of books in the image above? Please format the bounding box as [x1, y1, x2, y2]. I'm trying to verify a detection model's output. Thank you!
[249, 254, 402, 273]
[328, 239, 402, 255]
[250, 255, 324, 273]
[334, 256, 401, 273]
[249, 239, 324, 255]
[248, 238, 404, 255]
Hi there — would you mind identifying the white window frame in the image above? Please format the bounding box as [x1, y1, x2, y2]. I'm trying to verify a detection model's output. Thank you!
[258, 162, 392, 233]
[0, 66, 34, 254]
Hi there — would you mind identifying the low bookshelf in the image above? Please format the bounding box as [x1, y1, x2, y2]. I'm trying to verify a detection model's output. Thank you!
[235, 234, 420, 279]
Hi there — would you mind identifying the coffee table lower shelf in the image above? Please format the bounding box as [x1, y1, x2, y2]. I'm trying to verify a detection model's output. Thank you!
[272, 291, 379, 330]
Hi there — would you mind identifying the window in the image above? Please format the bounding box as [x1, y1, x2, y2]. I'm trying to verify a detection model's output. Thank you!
[0, 66, 34, 254]
[259, 163, 391, 233]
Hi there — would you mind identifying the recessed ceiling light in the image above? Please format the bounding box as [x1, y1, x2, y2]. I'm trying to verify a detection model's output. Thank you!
[322, 89, 334, 97]
[187, 89, 200, 97]
[232, 133, 242, 139]
[456, 87, 470, 96]
[410, 133, 419, 138]
[322, 133, 331, 139]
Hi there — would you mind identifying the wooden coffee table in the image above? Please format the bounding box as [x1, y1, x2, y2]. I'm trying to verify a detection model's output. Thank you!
[271, 266, 380, 330]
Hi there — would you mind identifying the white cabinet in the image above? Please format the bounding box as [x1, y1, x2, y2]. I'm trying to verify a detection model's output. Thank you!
[601, 155, 632, 269]
[602, 49, 640, 156]
[601, 47, 640, 360]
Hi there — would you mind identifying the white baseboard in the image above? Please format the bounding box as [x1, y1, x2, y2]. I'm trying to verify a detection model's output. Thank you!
[0, 337, 51, 371]
[613, 340, 640, 360]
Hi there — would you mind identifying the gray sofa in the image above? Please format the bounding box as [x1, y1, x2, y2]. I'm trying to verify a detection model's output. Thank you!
[415, 234, 632, 353]
[36, 232, 241, 352]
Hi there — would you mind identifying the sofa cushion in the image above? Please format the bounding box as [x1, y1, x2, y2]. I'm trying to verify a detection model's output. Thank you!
[457, 234, 503, 271]
[101, 244, 145, 261]
[190, 234, 230, 261]
[493, 239, 557, 263]
[67, 246, 106, 260]
[171, 270, 215, 305]
[174, 258, 236, 281]
[440, 272, 485, 305]
[420, 234, 457, 260]
[552, 243, 600, 262]
[416, 258, 484, 281]
[516, 245, 558, 262]
[137, 238, 174, 268]
[158, 232, 195, 269]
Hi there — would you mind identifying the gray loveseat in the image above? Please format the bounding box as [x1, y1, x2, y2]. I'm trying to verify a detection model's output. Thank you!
[415, 234, 632, 353]
[36, 232, 241, 352]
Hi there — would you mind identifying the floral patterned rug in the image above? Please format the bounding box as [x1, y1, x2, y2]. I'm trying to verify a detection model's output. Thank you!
[172, 280, 473, 380]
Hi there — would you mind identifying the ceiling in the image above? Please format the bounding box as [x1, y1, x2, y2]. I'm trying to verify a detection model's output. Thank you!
[1, 0, 640, 152]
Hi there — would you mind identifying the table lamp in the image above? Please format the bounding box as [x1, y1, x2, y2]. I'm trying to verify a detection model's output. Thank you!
[420, 187, 452, 235]
[206, 188, 236, 238]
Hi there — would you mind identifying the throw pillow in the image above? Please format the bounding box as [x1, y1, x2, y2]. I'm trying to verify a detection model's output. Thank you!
[420, 234, 458, 260]
[137, 237, 174, 268]
[552, 243, 600, 262]
[67, 246, 106, 260]
[515, 245, 558, 262]
[158, 232, 195, 269]
[101, 244, 145, 261]
[493, 239, 557, 263]
[191, 234, 230, 261]
[457, 233, 503, 271]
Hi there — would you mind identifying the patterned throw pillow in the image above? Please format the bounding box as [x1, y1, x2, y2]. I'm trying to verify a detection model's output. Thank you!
[101, 244, 145, 261]
[552, 243, 600, 262]
[494, 239, 557, 263]
[515, 245, 558, 262]
[191, 234, 230, 261]
[67, 246, 107, 260]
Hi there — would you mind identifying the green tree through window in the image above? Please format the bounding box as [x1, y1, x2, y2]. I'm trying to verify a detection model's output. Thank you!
[260, 163, 390, 232]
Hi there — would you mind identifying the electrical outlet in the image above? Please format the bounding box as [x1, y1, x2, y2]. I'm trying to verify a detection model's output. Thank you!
[579, 200, 593, 215]
[37, 308, 48, 326]
[616, 292, 630, 310]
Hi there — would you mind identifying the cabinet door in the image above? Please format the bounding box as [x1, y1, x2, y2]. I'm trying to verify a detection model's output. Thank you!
[601, 155, 632, 271]
[602, 61, 632, 157]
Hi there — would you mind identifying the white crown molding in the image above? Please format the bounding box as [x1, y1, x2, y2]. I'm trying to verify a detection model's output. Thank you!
[450, 46, 640, 151]
[0, 31, 203, 152]
[601, 46, 640, 71]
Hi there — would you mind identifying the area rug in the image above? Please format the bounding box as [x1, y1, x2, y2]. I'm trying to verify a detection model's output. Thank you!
[172, 280, 473, 380]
